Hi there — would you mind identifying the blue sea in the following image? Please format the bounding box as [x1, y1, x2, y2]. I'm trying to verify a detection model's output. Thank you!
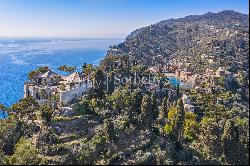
[0, 38, 122, 118]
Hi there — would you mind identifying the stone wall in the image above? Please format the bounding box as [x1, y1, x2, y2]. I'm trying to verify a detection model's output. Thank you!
[60, 84, 90, 105]
[24, 84, 39, 99]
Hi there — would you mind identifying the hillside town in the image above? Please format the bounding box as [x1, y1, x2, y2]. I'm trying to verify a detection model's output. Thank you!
[23, 48, 248, 115]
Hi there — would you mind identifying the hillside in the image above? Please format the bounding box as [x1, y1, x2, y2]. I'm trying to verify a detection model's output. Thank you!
[104, 10, 249, 73]
[0, 10, 249, 165]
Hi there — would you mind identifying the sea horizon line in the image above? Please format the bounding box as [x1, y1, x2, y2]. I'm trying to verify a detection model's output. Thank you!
[0, 36, 125, 40]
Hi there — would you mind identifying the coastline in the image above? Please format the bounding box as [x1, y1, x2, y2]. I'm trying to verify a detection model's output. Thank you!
[0, 38, 123, 107]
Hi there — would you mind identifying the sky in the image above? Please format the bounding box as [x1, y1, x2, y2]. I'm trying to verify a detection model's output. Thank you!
[0, 0, 249, 38]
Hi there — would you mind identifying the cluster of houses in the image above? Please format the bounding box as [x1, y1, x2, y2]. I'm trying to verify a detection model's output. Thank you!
[23, 52, 239, 114]
[150, 58, 239, 87]
[147, 58, 242, 112]
[24, 70, 91, 107]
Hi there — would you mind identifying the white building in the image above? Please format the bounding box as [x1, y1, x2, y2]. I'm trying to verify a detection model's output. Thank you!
[59, 72, 91, 104]
[182, 93, 191, 104]
[24, 70, 91, 106]
[184, 104, 195, 113]
[40, 70, 58, 85]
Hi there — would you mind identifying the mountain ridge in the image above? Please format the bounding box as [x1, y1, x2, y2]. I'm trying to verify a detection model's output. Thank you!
[126, 10, 249, 40]
[103, 10, 249, 74]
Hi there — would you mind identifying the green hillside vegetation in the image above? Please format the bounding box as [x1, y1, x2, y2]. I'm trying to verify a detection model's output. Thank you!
[0, 10, 249, 165]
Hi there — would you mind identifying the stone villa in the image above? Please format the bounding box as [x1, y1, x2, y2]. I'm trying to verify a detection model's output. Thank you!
[24, 70, 91, 106]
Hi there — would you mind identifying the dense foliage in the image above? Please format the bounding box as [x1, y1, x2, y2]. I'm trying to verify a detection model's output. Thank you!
[0, 10, 249, 165]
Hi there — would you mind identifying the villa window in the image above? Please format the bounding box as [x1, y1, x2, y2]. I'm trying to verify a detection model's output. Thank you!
[38, 78, 42, 84]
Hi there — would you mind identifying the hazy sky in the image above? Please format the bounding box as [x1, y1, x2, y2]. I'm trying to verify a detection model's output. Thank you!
[0, 0, 249, 38]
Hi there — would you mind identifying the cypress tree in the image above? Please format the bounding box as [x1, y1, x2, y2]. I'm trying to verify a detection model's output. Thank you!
[173, 99, 185, 141]
[151, 93, 158, 121]
[140, 95, 153, 127]
[107, 73, 115, 95]
[103, 119, 116, 143]
[176, 84, 180, 98]
[93, 69, 105, 99]
[159, 97, 169, 119]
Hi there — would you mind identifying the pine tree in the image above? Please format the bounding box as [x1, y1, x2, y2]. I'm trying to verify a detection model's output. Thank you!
[221, 119, 240, 164]
[9, 137, 40, 165]
[195, 118, 222, 159]
[83, 64, 94, 76]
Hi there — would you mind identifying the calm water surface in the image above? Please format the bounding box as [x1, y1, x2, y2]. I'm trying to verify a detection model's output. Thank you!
[0, 38, 123, 114]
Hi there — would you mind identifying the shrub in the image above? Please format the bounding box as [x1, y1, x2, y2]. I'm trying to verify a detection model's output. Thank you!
[9, 137, 41, 165]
